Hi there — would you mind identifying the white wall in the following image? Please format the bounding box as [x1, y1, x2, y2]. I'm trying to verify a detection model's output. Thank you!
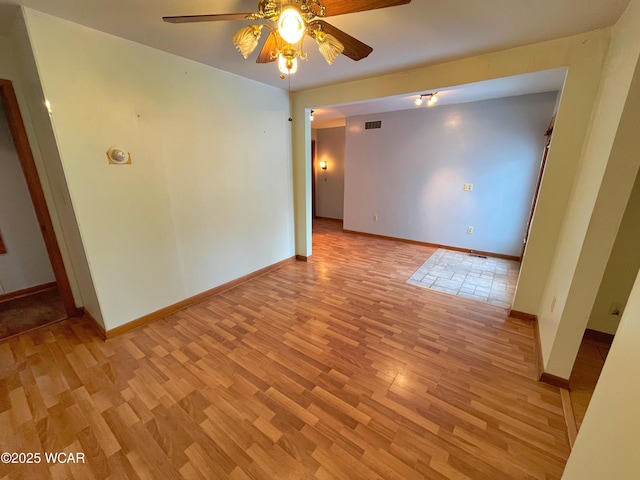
[343, 93, 556, 256]
[587, 170, 640, 335]
[22, 9, 294, 331]
[315, 127, 345, 220]
[0, 100, 55, 293]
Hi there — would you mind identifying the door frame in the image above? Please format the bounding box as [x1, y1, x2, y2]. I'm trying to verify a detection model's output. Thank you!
[521, 122, 554, 261]
[311, 139, 317, 219]
[0, 78, 80, 317]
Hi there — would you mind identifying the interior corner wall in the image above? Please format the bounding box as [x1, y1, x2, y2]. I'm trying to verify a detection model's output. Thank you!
[315, 127, 345, 220]
[587, 170, 640, 335]
[6, 14, 103, 325]
[536, 0, 640, 379]
[343, 93, 557, 257]
[22, 9, 294, 331]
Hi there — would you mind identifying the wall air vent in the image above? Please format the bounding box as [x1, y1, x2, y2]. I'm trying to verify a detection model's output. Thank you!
[365, 120, 382, 130]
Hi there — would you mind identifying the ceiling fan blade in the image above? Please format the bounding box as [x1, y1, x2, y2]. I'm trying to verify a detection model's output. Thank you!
[321, 0, 411, 17]
[256, 31, 278, 63]
[310, 21, 373, 61]
[163, 13, 253, 24]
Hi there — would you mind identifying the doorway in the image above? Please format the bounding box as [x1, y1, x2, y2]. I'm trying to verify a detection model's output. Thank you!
[0, 79, 78, 340]
[521, 116, 554, 260]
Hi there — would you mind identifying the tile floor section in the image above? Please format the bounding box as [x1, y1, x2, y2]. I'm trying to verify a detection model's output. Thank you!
[407, 248, 520, 308]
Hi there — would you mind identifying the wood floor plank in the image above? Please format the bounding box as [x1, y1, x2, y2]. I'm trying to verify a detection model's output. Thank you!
[0, 219, 572, 479]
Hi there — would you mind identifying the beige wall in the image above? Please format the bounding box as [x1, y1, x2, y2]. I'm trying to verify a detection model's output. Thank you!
[538, 0, 640, 378]
[587, 171, 640, 335]
[293, 30, 609, 319]
[20, 9, 294, 331]
[563, 267, 640, 478]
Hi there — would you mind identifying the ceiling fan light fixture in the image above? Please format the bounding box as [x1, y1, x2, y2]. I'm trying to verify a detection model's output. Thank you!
[232, 25, 263, 58]
[316, 31, 344, 65]
[278, 7, 306, 45]
[163, 0, 409, 78]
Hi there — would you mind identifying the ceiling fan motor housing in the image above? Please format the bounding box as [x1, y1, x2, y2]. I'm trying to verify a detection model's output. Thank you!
[258, 0, 326, 22]
[258, 0, 279, 21]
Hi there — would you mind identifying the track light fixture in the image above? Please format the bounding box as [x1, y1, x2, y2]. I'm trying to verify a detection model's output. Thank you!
[310, 110, 315, 121]
[415, 92, 439, 107]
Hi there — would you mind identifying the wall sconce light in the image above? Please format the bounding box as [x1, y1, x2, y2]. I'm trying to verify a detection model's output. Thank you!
[319, 160, 328, 170]
[106, 146, 131, 165]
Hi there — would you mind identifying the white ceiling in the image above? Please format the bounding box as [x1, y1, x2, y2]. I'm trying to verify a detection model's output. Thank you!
[0, 0, 630, 93]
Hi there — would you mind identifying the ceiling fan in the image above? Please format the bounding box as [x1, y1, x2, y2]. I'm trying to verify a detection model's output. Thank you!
[163, 0, 412, 77]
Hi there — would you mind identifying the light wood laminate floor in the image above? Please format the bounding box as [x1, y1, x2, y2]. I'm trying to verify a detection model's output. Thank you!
[0, 220, 570, 479]
[569, 336, 610, 430]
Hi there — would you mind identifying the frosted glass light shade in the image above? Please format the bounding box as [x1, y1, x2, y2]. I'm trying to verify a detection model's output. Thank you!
[232, 25, 263, 59]
[278, 54, 298, 75]
[316, 32, 344, 65]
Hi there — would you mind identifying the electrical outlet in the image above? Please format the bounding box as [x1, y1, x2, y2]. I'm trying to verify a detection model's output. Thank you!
[464, 183, 473, 192]
[609, 302, 622, 316]
[373, 215, 378, 222]
[467, 226, 473, 234]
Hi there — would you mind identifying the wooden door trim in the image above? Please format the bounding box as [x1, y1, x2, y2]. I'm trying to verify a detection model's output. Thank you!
[0, 79, 80, 317]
